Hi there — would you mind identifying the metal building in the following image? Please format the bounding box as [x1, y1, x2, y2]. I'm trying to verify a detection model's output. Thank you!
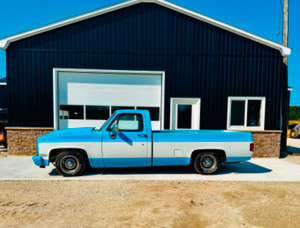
[0, 0, 291, 156]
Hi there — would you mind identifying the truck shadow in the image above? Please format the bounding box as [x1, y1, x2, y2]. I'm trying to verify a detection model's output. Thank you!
[48, 161, 271, 176]
[217, 162, 272, 175]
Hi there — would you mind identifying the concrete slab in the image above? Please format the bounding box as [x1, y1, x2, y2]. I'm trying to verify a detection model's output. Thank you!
[0, 156, 300, 182]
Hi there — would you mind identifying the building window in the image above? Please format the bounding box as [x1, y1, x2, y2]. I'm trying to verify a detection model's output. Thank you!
[59, 105, 84, 119]
[111, 106, 135, 114]
[86, 106, 109, 120]
[137, 107, 160, 121]
[227, 97, 266, 130]
[108, 114, 143, 132]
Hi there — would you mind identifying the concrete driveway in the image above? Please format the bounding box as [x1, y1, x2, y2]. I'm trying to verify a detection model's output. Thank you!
[0, 156, 300, 181]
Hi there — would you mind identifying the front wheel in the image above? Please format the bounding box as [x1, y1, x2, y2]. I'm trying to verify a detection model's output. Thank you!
[193, 152, 221, 175]
[55, 151, 86, 176]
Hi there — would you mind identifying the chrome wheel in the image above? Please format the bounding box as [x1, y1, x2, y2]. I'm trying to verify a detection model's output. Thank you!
[202, 157, 213, 168]
[64, 158, 77, 170]
[60, 155, 80, 175]
[193, 152, 221, 175]
[55, 152, 86, 176]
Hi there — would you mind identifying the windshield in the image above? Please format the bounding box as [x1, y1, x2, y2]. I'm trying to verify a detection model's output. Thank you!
[98, 114, 115, 131]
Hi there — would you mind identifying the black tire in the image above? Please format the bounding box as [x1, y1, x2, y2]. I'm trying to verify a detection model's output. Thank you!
[193, 152, 221, 175]
[290, 129, 299, 138]
[55, 151, 86, 177]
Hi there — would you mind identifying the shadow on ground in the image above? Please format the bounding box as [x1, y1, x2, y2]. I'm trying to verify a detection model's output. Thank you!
[286, 146, 300, 155]
[48, 161, 272, 177]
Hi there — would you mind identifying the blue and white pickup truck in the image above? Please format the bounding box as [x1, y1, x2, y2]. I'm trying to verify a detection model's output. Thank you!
[32, 110, 254, 176]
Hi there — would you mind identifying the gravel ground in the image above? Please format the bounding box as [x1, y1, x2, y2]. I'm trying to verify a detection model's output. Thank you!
[0, 181, 299, 228]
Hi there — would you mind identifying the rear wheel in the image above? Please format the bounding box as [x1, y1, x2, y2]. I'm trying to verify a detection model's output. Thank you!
[290, 129, 299, 138]
[193, 152, 221, 175]
[55, 151, 86, 176]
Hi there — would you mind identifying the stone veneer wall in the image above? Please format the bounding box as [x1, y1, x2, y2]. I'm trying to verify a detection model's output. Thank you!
[6, 127, 53, 155]
[251, 131, 282, 157]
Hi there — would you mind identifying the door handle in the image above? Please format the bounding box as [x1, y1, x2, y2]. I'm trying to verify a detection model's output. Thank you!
[138, 134, 147, 138]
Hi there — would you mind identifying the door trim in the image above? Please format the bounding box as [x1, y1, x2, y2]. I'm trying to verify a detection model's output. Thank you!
[170, 98, 201, 130]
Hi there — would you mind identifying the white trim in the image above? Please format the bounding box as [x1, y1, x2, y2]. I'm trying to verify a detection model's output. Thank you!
[0, 83, 7, 86]
[170, 98, 201, 130]
[53, 68, 165, 130]
[0, 0, 291, 56]
[227, 96, 266, 131]
[288, 87, 293, 91]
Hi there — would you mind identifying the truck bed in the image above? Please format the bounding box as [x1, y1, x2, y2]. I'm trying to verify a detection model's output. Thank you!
[151, 130, 253, 166]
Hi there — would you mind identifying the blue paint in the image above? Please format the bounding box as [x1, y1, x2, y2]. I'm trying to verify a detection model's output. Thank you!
[89, 157, 191, 168]
[89, 158, 105, 168]
[37, 127, 101, 144]
[32, 156, 49, 166]
[153, 131, 253, 143]
[226, 156, 252, 163]
[152, 157, 191, 166]
[89, 157, 150, 168]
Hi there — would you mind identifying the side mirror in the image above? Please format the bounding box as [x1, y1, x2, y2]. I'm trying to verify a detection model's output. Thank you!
[109, 124, 119, 139]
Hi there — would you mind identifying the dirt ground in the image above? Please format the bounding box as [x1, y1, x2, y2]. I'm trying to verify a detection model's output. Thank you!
[0, 181, 299, 228]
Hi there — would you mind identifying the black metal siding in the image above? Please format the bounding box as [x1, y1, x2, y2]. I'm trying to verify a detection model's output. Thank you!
[6, 3, 283, 129]
[0, 85, 8, 108]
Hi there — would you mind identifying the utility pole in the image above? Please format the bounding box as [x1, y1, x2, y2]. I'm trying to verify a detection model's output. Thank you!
[283, 0, 289, 58]
[281, 0, 288, 151]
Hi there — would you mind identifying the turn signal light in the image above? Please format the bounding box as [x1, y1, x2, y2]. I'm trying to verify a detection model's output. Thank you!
[250, 143, 254, 152]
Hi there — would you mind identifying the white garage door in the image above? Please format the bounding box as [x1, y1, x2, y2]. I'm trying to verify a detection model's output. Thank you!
[54, 69, 164, 130]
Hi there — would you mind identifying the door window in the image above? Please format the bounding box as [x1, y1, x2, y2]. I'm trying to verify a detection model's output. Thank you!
[108, 114, 143, 132]
[177, 104, 192, 129]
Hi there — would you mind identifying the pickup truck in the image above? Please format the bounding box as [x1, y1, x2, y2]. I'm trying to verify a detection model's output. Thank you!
[32, 110, 254, 176]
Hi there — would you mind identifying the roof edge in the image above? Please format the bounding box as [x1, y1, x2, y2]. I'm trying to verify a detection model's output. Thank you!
[0, 0, 291, 56]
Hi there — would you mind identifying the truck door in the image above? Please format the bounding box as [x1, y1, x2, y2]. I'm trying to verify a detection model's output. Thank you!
[102, 113, 151, 167]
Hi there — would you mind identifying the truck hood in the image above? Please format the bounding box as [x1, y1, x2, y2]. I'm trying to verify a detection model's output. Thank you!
[37, 127, 100, 144]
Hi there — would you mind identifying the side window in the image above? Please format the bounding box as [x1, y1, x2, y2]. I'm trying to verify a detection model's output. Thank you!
[108, 114, 143, 132]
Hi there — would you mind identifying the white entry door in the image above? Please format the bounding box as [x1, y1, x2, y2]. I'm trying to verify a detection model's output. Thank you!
[170, 98, 201, 130]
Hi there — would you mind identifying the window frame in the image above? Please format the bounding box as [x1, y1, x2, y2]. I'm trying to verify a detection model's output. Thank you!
[227, 97, 266, 130]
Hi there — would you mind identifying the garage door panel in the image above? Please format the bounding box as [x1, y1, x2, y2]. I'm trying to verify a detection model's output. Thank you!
[64, 83, 161, 106]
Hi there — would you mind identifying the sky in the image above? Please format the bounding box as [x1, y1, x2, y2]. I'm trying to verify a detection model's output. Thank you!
[0, 0, 299, 105]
